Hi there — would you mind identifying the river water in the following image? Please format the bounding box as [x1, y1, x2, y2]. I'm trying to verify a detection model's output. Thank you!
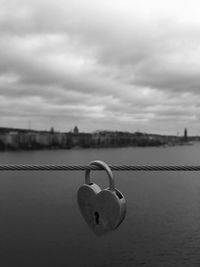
[1, 144, 200, 266]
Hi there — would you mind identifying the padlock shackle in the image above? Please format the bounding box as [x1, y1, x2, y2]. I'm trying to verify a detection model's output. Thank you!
[85, 160, 115, 191]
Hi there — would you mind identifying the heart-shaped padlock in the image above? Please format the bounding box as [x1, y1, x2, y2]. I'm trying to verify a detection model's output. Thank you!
[77, 160, 126, 235]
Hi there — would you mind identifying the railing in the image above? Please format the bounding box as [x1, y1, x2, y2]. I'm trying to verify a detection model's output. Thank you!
[0, 164, 200, 171]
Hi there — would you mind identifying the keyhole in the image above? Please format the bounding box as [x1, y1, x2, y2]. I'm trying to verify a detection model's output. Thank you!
[94, 211, 100, 224]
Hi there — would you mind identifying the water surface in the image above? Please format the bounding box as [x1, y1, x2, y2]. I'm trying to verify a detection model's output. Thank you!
[1, 145, 200, 266]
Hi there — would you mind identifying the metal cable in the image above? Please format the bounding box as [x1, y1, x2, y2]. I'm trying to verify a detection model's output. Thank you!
[0, 164, 200, 171]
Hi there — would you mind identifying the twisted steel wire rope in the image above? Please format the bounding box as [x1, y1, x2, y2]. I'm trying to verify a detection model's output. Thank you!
[0, 164, 200, 171]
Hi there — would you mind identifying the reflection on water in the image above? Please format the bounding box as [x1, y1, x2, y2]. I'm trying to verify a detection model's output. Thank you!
[1, 144, 200, 266]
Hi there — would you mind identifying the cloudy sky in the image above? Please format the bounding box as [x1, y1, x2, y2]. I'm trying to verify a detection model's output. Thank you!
[1, 0, 200, 134]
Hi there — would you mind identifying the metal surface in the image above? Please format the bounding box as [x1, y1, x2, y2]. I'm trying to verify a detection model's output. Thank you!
[1, 164, 200, 171]
[85, 160, 115, 191]
[77, 160, 126, 235]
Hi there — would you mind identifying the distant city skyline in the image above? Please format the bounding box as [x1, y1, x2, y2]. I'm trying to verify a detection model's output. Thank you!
[1, 0, 200, 135]
[0, 125, 191, 139]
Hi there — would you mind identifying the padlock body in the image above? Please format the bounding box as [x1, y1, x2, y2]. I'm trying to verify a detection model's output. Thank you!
[77, 184, 126, 235]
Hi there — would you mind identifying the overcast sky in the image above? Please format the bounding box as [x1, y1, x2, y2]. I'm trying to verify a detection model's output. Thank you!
[1, 0, 200, 134]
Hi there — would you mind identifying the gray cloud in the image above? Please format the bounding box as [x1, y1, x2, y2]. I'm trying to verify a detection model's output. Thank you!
[1, 0, 200, 133]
